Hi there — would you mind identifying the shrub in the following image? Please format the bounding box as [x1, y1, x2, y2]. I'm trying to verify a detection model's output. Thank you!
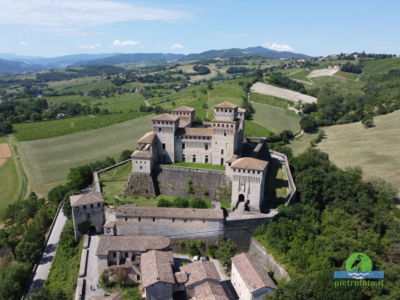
[190, 198, 207, 209]
[173, 197, 189, 208]
[119, 149, 132, 161]
[157, 198, 172, 207]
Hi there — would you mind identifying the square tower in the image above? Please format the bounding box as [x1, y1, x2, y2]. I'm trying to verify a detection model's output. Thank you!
[152, 113, 179, 163]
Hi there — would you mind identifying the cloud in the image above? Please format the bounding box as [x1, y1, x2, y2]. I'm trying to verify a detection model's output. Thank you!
[79, 43, 101, 49]
[212, 33, 248, 39]
[112, 40, 141, 47]
[0, 0, 190, 28]
[170, 43, 184, 50]
[264, 42, 295, 52]
[19, 41, 29, 46]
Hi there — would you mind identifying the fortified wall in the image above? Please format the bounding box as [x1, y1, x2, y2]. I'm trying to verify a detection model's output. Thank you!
[125, 165, 231, 203]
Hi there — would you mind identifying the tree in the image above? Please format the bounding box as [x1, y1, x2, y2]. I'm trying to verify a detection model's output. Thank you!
[241, 97, 254, 120]
[300, 115, 318, 133]
[190, 198, 207, 209]
[0, 263, 30, 300]
[173, 197, 189, 208]
[0, 121, 13, 135]
[157, 198, 172, 207]
[48, 185, 69, 204]
[119, 150, 132, 161]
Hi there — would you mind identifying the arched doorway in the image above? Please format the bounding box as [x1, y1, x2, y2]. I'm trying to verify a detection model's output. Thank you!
[238, 194, 245, 203]
[89, 226, 97, 235]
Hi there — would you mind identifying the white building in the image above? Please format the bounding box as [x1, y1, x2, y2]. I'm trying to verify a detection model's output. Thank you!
[231, 253, 276, 300]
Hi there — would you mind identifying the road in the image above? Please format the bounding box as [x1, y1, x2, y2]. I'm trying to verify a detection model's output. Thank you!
[29, 209, 67, 293]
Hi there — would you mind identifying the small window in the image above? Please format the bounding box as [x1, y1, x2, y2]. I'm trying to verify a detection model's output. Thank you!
[83, 205, 87, 209]
[162, 143, 166, 150]
[205, 155, 209, 163]
[125, 252, 128, 257]
[125, 217, 128, 222]
[138, 217, 141, 221]
[159, 127, 161, 132]
[172, 218, 175, 222]
[221, 149, 224, 154]
[182, 143, 185, 149]
[90, 204, 93, 208]
[184, 219, 187, 223]
[113, 252, 116, 258]
[193, 155, 196, 163]
[205, 144, 208, 150]
[98, 203, 101, 207]
[153, 217, 155, 222]
[182, 154, 186, 162]
[224, 131, 226, 136]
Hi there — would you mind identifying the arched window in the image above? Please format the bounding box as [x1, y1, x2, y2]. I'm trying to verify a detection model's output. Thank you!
[205, 155, 209, 163]
[182, 154, 186, 162]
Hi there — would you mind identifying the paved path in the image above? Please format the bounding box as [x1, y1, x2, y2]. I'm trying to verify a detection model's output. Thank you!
[83, 235, 104, 299]
[29, 209, 67, 292]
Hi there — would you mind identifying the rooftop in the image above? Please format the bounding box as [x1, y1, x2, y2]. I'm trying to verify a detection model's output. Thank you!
[141, 250, 175, 288]
[70, 192, 103, 207]
[96, 235, 171, 256]
[131, 150, 152, 159]
[115, 205, 224, 220]
[180, 261, 221, 287]
[230, 157, 268, 171]
[152, 113, 179, 122]
[171, 106, 195, 112]
[183, 127, 213, 137]
[231, 253, 277, 292]
[214, 102, 238, 109]
[138, 131, 156, 144]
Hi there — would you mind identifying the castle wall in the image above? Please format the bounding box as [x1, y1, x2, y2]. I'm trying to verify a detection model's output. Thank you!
[156, 165, 231, 202]
[72, 203, 104, 238]
[125, 173, 156, 197]
[116, 216, 224, 239]
[174, 136, 212, 164]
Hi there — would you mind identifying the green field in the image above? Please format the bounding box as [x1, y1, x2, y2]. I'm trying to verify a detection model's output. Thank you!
[317, 110, 400, 192]
[17, 115, 153, 196]
[171, 162, 225, 170]
[335, 71, 359, 80]
[249, 92, 291, 109]
[0, 157, 20, 218]
[252, 102, 300, 134]
[14, 111, 148, 141]
[362, 57, 400, 76]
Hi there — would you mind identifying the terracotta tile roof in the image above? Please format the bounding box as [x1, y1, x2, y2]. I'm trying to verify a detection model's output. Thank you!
[238, 107, 246, 113]
[180, 261, 221, 286]
[184, 127, 213, 137]
[231, 157, 268, 171]
[152, 113, 179, 121]
[231, 253, 277, 292]
[138, 132, 156, 144]
[141, 250, 175, 288]
[96, 236, 171, 256]
[175, 271, 188, 283]
[211, 120, 238, 124]
[131, 150, 152, 159]
[70, 192, 103, 207]
[178, 119, 191, 128]
[191, 280, 229, 300]
[214, 102, 238, 109]
[171, 106, 195, 112]
[180, 261, 229, 300]
[226, 154, 238, 164]
[116, 205, 224, 220]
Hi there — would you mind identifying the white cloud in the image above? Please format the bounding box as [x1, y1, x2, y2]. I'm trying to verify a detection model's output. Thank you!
[112, 40, 141, 47]
[79, 43, 101, 49]
[0, 0, 190, 27]
[19, 41, 29, 46]
[264, 42, 295, 52]
[170, 43, 184, 50]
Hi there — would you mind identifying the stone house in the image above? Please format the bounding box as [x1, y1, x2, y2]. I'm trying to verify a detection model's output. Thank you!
[106, 205, 225, 239]
[70, 192, 105, 238]
[141, 250, 175, 300]
[95, 235, 171, 275]
[175, 261, 230, 299]
[231, 253, 276, 300]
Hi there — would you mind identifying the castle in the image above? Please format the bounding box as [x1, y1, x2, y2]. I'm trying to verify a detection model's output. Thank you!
[128, 102, 271, 211]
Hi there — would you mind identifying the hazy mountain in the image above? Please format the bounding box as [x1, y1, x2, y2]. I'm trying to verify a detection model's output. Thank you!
[184, 46, 311, 61]
[0, 53, 120, 69]
[74, 53, 185, 66]
[0, 58, 43, 74]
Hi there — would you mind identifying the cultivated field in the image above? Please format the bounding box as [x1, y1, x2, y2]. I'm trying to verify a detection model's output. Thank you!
[18, 115, 153, 196]
[0, 141, 19, 217]
[251, 82, 317, 104]
[308, 67, 339, 78]
[317, 110, 400, 192]
[252, 102, 300, 134]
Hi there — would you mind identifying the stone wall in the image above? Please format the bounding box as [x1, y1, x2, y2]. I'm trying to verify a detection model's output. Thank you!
[248, 238, 290, 282]
[125, 173, 156, 197]
[155, 165, 231, 202]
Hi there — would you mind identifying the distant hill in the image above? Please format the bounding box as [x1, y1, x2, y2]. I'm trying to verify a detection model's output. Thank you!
[0, 46, 311, 74]
[184, 46, 311, 61]
[75, 53, 185, 66]
[0, 58, 43, 74]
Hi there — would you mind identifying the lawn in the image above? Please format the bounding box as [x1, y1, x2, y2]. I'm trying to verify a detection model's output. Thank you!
[17, 114, 153, 197]
[249, 92, 292, 109]
[0, 157, 20, 219]
[362, 57, 400, 76]
[335, 71, 359, 80]
[251, 102, 300, 134]
[265, 160, 289, 208]
[14, 111, 149, 141]
[317, 110, 400, 194]
[244, 121, 274, 138]
[288, 69, 312, 82]
[288, 132, 318, 156]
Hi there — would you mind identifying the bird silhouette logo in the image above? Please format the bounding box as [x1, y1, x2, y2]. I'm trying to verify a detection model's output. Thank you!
[345, 253, 372, 272]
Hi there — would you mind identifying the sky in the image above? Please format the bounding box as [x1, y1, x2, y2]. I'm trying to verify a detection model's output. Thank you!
[0, 0, 399, 57]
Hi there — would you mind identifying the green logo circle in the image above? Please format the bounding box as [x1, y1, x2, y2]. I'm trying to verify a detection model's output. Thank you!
[345, 253, 372, 272]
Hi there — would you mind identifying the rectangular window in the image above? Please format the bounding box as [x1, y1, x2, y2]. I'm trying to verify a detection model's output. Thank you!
[182, 143, 185, 149]
[205, 144, 208, 150]
[221, 149, 224, 154]
[162, 143, 166, 150]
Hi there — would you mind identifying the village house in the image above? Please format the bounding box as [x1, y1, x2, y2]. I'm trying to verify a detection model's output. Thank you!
[231, 253, 276, 300]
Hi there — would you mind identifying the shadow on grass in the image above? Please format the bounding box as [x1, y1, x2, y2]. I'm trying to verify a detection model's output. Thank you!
[265, 159, 289, 210]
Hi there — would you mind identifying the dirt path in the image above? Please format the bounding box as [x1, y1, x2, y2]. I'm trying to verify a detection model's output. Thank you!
[0, 143, 11, 159]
